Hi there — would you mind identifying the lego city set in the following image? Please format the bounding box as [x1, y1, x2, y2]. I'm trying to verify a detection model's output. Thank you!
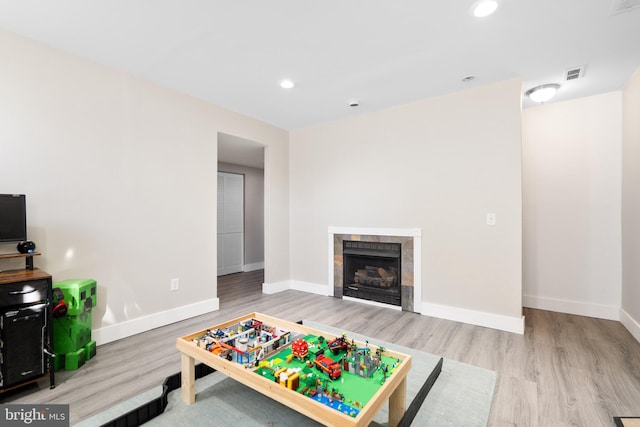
[191, 316, 405, 418]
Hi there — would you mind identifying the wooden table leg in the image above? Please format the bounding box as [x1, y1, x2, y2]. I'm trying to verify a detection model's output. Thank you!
[388, 376, 407, 427]
[181, 353, 196, 404]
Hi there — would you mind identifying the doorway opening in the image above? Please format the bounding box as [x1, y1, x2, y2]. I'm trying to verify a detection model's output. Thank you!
[217, 133, 266, 295]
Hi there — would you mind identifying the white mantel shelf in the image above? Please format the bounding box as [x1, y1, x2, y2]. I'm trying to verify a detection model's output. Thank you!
[328, 226, 421, 238]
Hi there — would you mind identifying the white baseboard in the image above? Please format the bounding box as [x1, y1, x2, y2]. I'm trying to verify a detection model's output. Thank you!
[290, 280, 331, 296]
[93, 298, 219, 346]
[620, 308, 640, 344]
[262, 280, 290, 294]
[522, 294, 620, 321]
[217, 267, 243, 276]
[244, 262, 264, 272]
[421, 301, 525, 334]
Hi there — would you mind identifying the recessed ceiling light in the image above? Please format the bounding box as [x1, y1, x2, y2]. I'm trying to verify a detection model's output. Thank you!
[471, 0, 498, 18]
[280, 79, 294, 89]
[525, 84, 560, 103]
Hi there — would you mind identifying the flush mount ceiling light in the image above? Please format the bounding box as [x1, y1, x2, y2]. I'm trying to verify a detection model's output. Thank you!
[279, 79, 294, 89]
[471, 0, 498, 17]
[525, 84, 561, 103]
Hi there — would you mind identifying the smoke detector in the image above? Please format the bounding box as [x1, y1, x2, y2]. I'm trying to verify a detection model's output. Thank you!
[610, 0, 640, 15]
[564, 66, 586, 81]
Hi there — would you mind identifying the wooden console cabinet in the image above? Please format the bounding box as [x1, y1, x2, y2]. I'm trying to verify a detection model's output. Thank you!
[0, 253, 55, 391]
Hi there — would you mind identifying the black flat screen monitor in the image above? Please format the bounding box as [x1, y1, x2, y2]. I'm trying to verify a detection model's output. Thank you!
[0, 194, 27, 243]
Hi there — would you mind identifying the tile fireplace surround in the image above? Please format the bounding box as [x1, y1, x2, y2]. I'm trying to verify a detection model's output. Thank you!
[328, 227, 422, 313]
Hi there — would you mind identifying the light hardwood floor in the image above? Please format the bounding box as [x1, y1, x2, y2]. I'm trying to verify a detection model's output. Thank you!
[2, 270, 640, 426]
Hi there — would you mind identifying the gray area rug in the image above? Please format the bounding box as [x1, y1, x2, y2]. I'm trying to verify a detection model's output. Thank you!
[75, 321, 496, 426]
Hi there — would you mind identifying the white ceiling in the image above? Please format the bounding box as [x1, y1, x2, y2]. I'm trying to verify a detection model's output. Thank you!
[1, 0, 639, 133]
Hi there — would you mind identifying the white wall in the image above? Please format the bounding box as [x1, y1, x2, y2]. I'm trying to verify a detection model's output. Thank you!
[0, 29, 289, 344]
[289, 79, 524, 333]
[522, 92, 622, 320]
[218, 162, 264, 270]
[622, 67, 640, 342]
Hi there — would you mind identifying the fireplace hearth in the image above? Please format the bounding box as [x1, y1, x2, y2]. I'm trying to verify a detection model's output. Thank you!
[342, 240, 401, 306]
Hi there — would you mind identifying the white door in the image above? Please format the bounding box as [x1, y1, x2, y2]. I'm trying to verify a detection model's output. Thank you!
[217, 172, 244, 276]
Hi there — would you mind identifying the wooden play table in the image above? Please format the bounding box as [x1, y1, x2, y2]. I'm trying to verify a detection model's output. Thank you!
[176, 312, 412, 427]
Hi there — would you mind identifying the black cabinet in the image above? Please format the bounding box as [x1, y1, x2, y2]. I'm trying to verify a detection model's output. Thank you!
[1, 303, 47, 387]
[0, 268, 54, 391]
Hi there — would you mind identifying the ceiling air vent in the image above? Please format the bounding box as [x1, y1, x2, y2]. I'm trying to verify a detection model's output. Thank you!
[610, 0, 640, 15]
[564, 66, 586, 81]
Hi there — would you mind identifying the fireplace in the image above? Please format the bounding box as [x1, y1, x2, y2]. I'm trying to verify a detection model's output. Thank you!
[342, 240, 401, 306]
[330, 227, 421, 313]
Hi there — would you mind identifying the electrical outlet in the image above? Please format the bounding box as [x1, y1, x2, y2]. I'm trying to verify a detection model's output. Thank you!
[486, 213, 496, 226]
[170, 278, 179, 291]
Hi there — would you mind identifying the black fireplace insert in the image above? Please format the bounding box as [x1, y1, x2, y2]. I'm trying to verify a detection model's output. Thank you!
[342, 240, 401, 306]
